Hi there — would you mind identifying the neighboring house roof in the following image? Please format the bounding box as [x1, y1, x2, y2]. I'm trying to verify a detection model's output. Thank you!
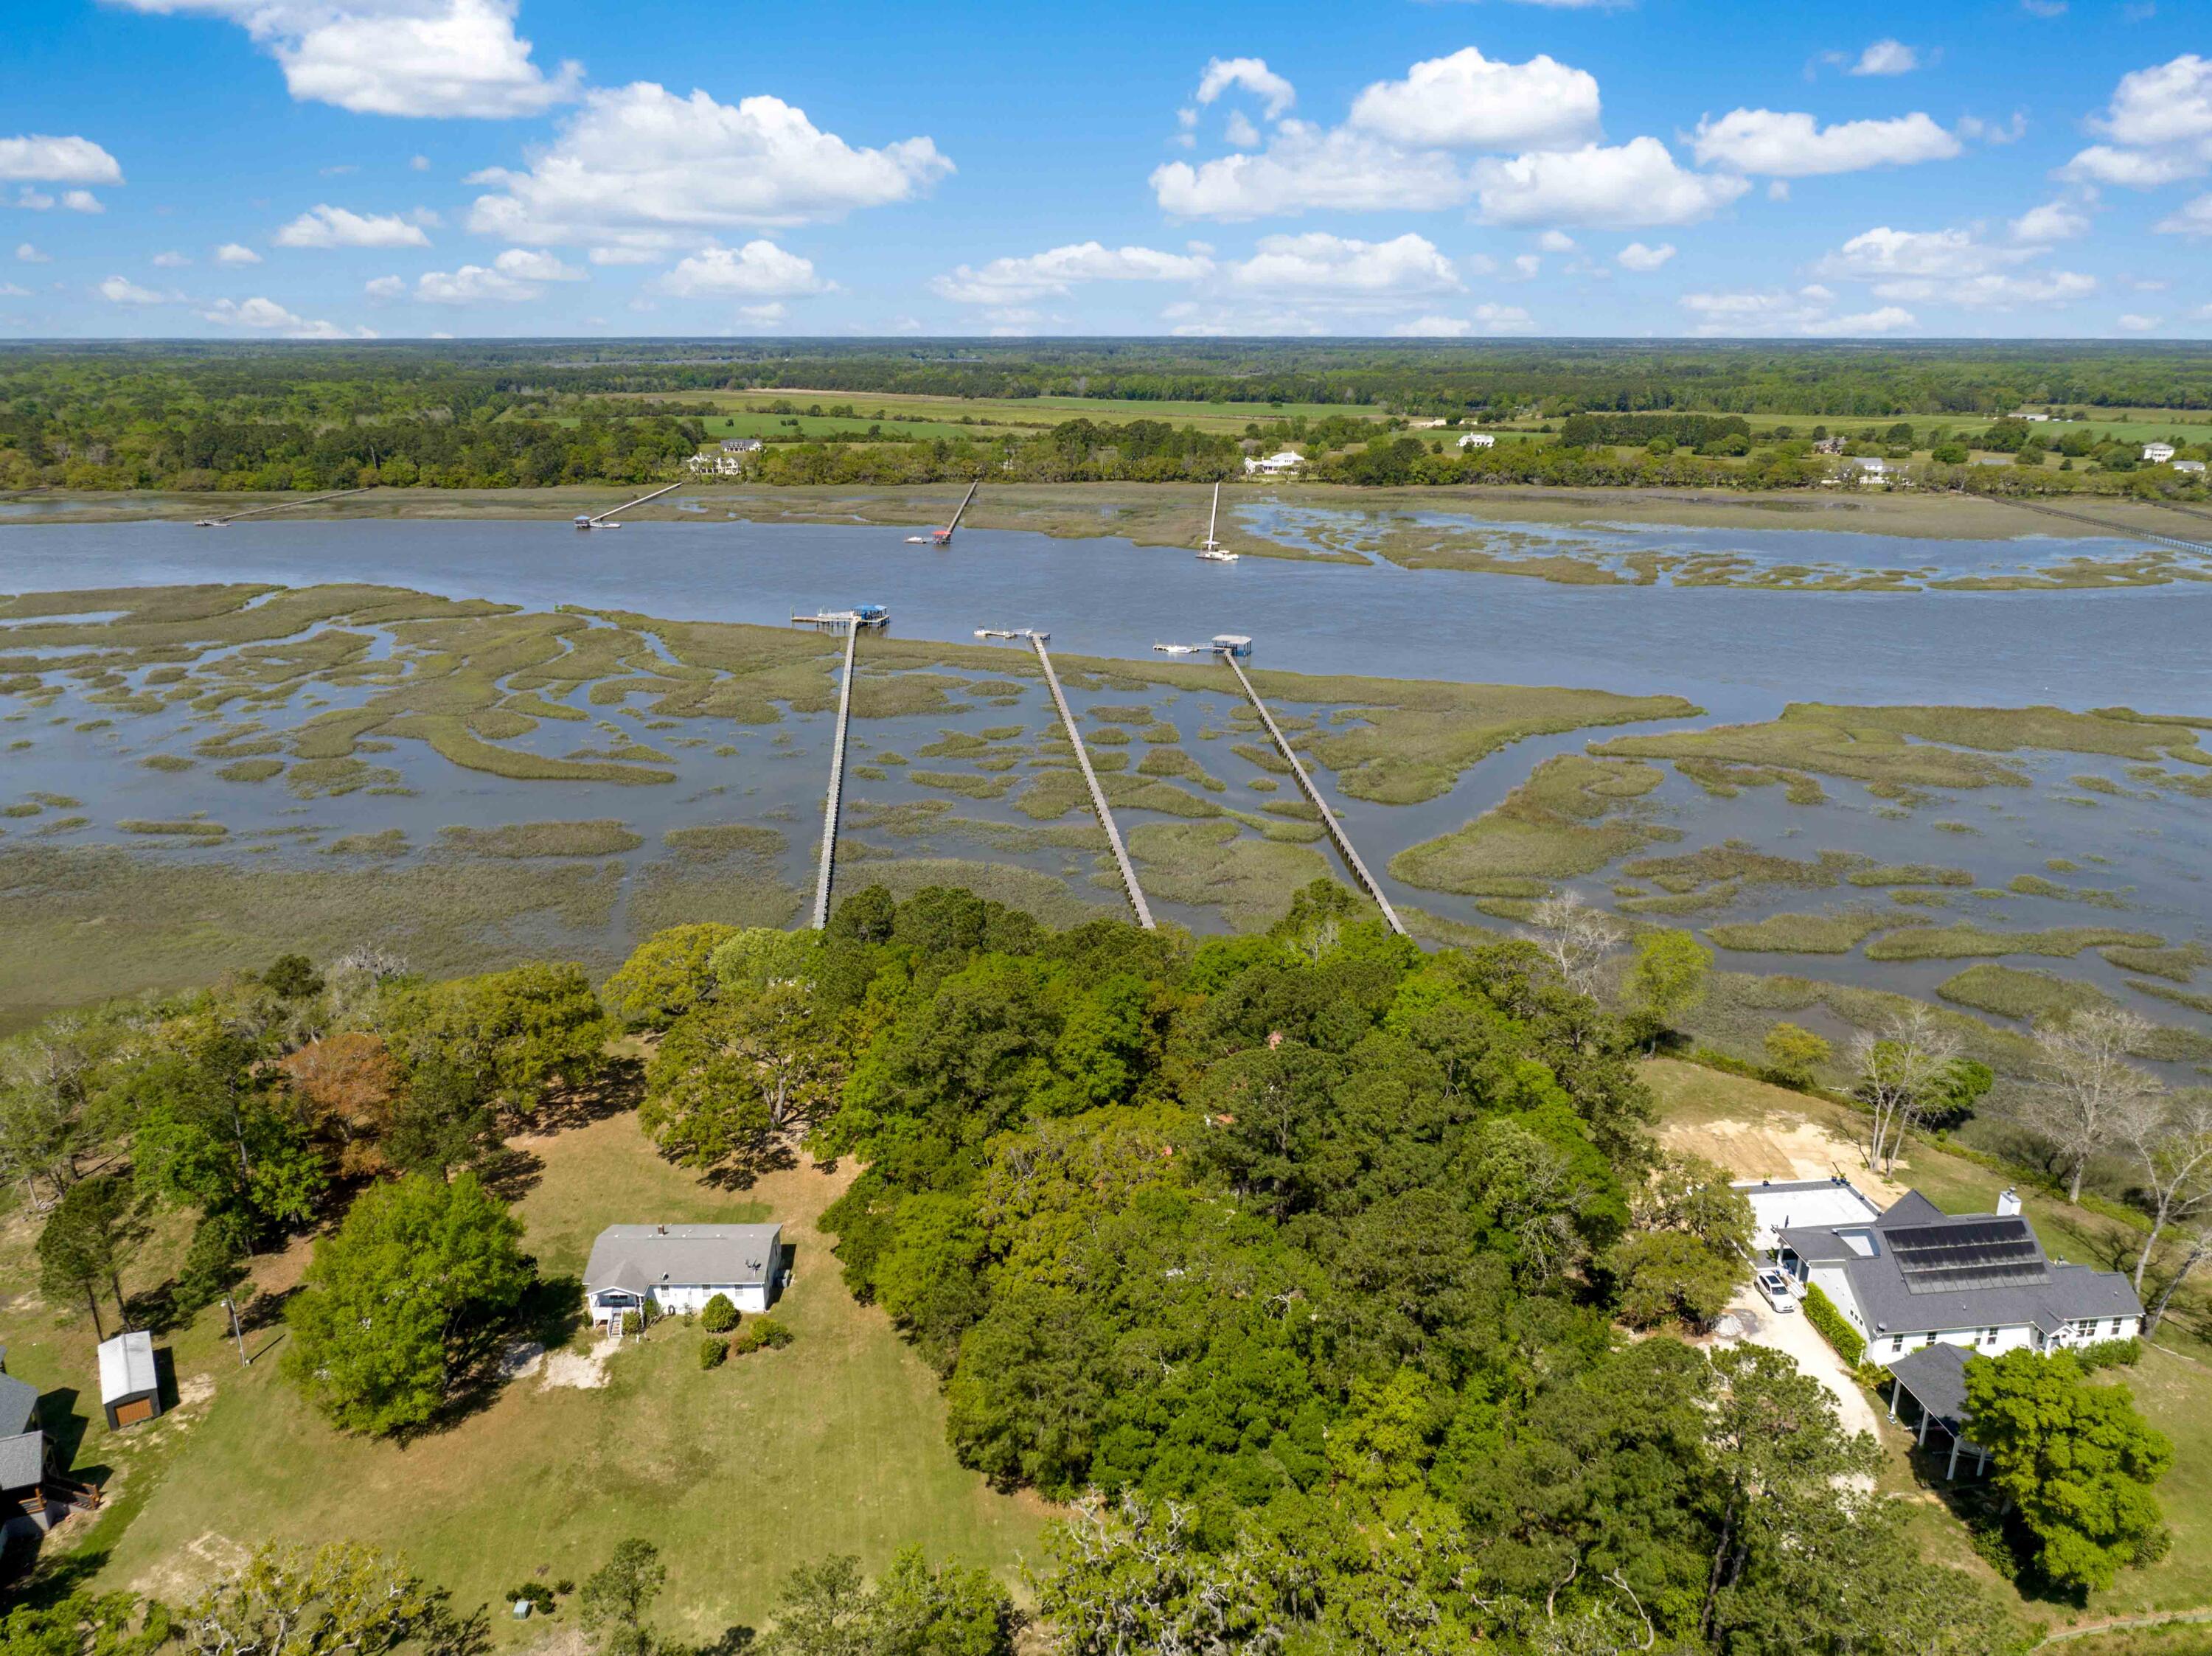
[582, 1224, 783, 1297]
[1885, 1340, 1974, 1425]
[0, 1371, 38, 1437]
[1783, 1189, 2143, 1335]
[0, 1431, 43, 1494]
[97, 1331, 157, 1404]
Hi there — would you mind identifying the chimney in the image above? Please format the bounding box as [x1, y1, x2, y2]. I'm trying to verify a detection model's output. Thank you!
[1997, 1188, 2022, 1217]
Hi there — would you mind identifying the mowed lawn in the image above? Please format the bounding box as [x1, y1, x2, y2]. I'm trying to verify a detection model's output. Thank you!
[74, 1111, 1047, 1638]
[1644, 1057, 2212, 1631]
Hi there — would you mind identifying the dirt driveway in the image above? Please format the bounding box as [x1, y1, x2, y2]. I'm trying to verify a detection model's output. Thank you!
[1708, 1281, 1885, 1448]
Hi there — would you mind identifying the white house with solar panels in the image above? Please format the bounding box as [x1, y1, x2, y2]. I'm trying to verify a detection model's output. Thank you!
[1741, 1178, 2144, 1361]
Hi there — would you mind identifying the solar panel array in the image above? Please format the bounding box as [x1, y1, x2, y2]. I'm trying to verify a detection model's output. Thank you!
[1888, 1218, 2048, 1295]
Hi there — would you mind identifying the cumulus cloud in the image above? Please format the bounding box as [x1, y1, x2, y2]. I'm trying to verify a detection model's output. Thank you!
[2010, 198, 2091, 243]
[364, 275, 405, 299]
[274, 203, 432, 248]
[1226, 232, 1462, 296]
[1390, 305, 1533, 335]
[2063, 55, 2212, 187]
[15, 243, 50, 262]
[414, 263, 540, 302]
[1347, 46, 1600, 150]
[0, 135, 123, 184]
[492, 246, 584, 280]
[201, 295, 373, 337]
[0, 283, 28, 299]
[1472, 137, 1747, 226]
[152, 250, 192, 268]
[1152, 123, 1467, 218]
[1690, 109, 1960, 176]
[61, 191, 104, 214]
[1194, 58, 1295, 119]
[1871, 270, 2098, 307]
[2154, 192, 2212, 234]
[1849, 39, 1921, 75]
[1616, 240, 1676, 270]
[465, 82, 950, 251]
[213, 242, 263, 265]
[1678, 285, 1915, 336]
[96, 275, 171, 305]
[1813, 224, 2095, 309]
[111, 0, 580, 119]
[660, 240, 827, 297]
[931, 241, 1211, 305]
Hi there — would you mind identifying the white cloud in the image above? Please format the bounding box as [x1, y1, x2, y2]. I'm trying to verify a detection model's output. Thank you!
[415, 263, 542, 302]
[2063, 55, 2212, 187]
[1472, 137, 1748, 227]
[2154, 192, 2212, 234]
[201, 295, 372, 338]
[1228, 232, 1463, 296]
[1512, 253, 1542, 279]
[1347, 46, 1601, 150]
[0, 136, 123, 184]
[2010, 198, 2091, 243]
[1152, 122, 1468, 219]
[660, 240, 827, 297]
[111, 0, 580, 119]
[15, 243, 49, 262]
[0, 283, 28, 298]
[1537, 229, 1576, 253]
[1225, 111, 1261, 149]
[1616, 240, 1676, 270]
[13, 189, 55, 211]
[739, 302, 786, 325]
[1871, 270, 2098, 307]
[95, 275, 171, 305]
[152, 250, 192, 268]
[1194, 58, 1295, 119]
[1806, 305, 1917, 335]
[364, 275, 405, 299]
[1957, 112, 2028, 145]
[61, 191, 104, 214]
[411, 153, 431, 171]
[1815, 225, 2031, 279]
[1390, 304, 1533, 336]
[1691, 109, 1960, 176]
[1679, 285, 1915, 336]
[931, 241, 1211, 305]
[493, 246, 584, 280]
[274, 203, 432, 248]
[2117, 312, 2162, 330]
[213, 242, 263, 265]
[465, 82, 950, 251]
[1849, 40, 1921, 76]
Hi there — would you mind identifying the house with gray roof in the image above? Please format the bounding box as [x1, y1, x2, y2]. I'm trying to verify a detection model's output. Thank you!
[1773, 1186, 2142, 1363]
[582, 1223, 785, 1331]
[0, 1360, 48, 1510]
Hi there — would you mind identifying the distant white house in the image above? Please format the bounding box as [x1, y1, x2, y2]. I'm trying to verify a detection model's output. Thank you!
[2143, 442, 2177, 463]
[582, 1223, 785, 1329]
[1456, 432, 1497, 450]
[2175, 459, 2207, 476]
[2023, 413, 2052, 422]
[721, 437, 764, 454]
[1244, 450, 1304, 476]
[687, 452, 748, 476]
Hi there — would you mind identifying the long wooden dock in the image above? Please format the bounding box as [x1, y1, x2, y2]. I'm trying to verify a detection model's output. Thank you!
[194, 486, 372, 526]
[577, 481, 683, 529]
[1222, 653, 1408, 937]
[810, 623, 860, 929]
[2003, 498, 2212, 557]
[1023, 633, 1155, 930]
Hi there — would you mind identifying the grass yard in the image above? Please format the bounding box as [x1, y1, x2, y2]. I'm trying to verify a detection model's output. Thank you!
[1644, 1057, 2212, 1637]
[15, 1108, 1046, 1638]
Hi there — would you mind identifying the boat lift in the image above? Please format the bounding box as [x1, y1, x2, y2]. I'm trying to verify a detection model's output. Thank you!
[574, 481, 683, 530]
[793, 604, 890, 632]
[1195, 483, 1237, 562]
[906, 479, 980, 545]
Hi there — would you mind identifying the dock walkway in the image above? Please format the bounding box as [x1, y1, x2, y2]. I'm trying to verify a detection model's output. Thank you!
[579, 481, 683, 527]
[810, 624, 860, 929]
[1223, 653, 1408, 937]
[1026, 634, 1155, 930]
[2004, 498, 2212, 557]
[195, 486, 371, 526]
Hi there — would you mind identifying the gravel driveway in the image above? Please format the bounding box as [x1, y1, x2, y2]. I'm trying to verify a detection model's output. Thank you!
[1709, 1281, 1885, 1443]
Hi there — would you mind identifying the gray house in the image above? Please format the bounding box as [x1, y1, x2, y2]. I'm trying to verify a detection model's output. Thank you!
[582, 1223, 785, 1330]
[0, 1362, 48, 1511]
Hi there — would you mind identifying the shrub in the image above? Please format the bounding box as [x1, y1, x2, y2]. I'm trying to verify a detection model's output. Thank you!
[700, 1293, 739, 1334]
[509, 1584, 554, 1615]
[619, 1310, 642, 1338]
[699, 1337, 728, 1371]
[731, 1317, 794, 1355]
[1801, 1284, 1865, 1367]
[2076, 1337, 2142, 1372]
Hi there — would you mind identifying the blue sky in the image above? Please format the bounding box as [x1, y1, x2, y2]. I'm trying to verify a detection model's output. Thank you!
[2, 0, 2208, 341]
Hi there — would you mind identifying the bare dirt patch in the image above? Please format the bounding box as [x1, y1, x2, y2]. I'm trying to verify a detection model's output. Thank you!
[538, 1337, 621, 1391]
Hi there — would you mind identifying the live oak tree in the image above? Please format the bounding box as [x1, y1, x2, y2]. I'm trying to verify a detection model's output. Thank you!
[379, 961, 609, 1119]
[283, 1172, 532, 1436]
[599, 922, 742, 1030]
[178, 1542, 465, 1656]
[1625, 930, 1711, 1047]
[1964, 1349, 2172, 1592]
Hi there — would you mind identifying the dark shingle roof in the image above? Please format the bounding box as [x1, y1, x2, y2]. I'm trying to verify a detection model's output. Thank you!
[1885, 1340, 1975, 1425]
[0, 1371, 38, 1437]
[582, 1224, 783, 1295]
[0, 1431, 44, 1494]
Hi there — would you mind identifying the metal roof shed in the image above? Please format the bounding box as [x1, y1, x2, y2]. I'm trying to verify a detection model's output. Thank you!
[97, 1331, 161, 1430]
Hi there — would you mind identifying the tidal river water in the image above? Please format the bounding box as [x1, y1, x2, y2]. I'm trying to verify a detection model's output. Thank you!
[3, 513, 2210, 1065]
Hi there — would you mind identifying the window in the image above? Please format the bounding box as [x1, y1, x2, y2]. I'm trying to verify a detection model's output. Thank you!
[1891, 1335, 1905, 1354]
[1982, 1328, 1999, 1346]
[2110, 1318, 2125, 1337]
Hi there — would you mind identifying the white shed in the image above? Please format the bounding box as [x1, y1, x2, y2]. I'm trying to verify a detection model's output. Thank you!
[97, 1331, 161, 1429]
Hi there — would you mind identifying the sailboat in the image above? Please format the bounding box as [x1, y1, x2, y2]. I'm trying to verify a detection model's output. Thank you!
[1195, 482, 1238, 562]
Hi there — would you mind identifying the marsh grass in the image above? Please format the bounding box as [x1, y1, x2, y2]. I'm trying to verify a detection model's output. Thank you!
[1706, 908, 1921, 954]
[1865, 924, 2164, 962]
[2101, 943, 2209, 983]
[1129, 819, 1332, 930]
[1389, 754, 1673, 897]
[439, 821, 646, 858]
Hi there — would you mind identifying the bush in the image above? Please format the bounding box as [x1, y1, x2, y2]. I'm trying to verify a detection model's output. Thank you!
[509, 1583, 554, 1615]
[619, 1310, 642, 1338]
[731, 1317, 794, 1355]
[1801, 1284, 1866, 1367]
[699, 1337, 728, 1371]
[700, 1293, 739, 1334]
[2076, 1337, 2142, 1372]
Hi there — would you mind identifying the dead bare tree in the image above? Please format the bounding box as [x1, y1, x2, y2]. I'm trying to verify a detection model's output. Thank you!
[1525, 890, 1624, 1002]
[2127, 1089, 2212, 1292]
[1850, 1005, 1962, 1177]
[2143, 1222, 2212, 1340]
[2027, 1007, 2162, 1205]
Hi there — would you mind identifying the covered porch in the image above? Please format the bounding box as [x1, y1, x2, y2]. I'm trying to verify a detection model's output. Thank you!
[1883, 1342, 1992, 1481]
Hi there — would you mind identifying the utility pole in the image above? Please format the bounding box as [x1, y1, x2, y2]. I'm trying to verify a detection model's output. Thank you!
[222, 1294, 249, 1366]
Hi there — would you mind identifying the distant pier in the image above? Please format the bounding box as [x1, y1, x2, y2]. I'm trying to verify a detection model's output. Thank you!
[810, 622, 861, 930]
[2003, 498, 2212, 557]
[1221, 648, 1408, 938]
[193, 486, 372, 526]
[574, 481, 683, 529]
